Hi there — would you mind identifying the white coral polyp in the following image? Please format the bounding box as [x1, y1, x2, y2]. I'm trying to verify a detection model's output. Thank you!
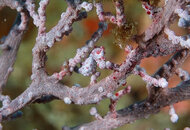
[64, 97, 72, 104]
[169, 105, 178, 123]
[170, 114, 178, 123]
[90, 107, 97, 116]
[158, 78, 168, 88]
[80, 2, 93, 12]
[98, 87, 104, 93]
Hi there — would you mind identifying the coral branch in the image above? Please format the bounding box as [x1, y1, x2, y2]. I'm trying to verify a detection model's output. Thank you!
[94, 0, 126, 26]
[69, 80, 190, 130]
[134, 66, 168, 88]
[68, 22, 107, 73]
[0, 14, 29, 90]
[164, 28, 190, 48]
[138, 0, 186, 43]
[114, 0, 126, 26]
[0, 0, 189, 129]
[169, 105, 178, 123]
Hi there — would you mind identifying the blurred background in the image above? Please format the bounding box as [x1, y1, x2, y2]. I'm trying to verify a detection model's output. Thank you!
[0, 0, 190, 129]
